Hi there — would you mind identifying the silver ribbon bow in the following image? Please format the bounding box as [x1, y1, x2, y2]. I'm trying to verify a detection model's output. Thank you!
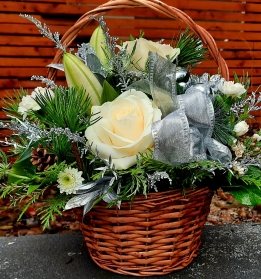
[150, 53, 232, 166]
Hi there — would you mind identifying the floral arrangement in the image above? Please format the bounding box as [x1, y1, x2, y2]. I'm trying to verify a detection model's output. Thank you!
[1, 15, 261, 229]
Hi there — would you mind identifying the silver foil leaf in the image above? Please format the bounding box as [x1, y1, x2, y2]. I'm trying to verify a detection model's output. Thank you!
[47, 63, 64, 71]
[86, 53, 106, 79]
[65, 189, 101, 210]
[64, 176, 119, 214]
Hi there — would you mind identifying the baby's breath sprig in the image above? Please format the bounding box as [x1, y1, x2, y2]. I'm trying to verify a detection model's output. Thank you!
[231, 91, 261, 118]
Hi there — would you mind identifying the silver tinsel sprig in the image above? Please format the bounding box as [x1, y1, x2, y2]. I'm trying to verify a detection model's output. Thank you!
[236, 154, 261, 171]
[31, 75, 58, 89]
[1, 117, 87, 146]
[48, 127, 86, 144]
[203, 154, 261, 176]
[75, 42, 96, 61]
[147, 171, 172, 192]
[92, 146, 119, 180]
[1, 118, 43, 142]
[91, 16, 119, 54]
[231, 91, 261, 118]
[20, 14, 66, 52]
[0, 137, 23, 149]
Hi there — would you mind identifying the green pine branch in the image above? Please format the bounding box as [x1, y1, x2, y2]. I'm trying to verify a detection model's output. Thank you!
[37, 193, 69, 230]
[175, 28, 208, 69]
[33, 86, 94, 133]
[2, 88, 28, 119]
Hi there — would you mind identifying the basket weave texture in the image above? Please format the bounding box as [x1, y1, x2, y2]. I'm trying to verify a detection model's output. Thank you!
[74, 186, 213, 276]
[47, 0, 229, 81]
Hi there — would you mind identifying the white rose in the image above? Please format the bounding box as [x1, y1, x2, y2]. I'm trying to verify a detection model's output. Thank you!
[18, 87, 54, 119]
[85, 89, 162, 170]
[233, 121, 249, 137]
[218, 80, 246, 98]
[121, 38, 180, 71]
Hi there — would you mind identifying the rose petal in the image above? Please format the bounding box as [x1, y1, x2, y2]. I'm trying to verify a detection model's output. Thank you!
[109, 98, 144, 141]
[121, 38, 179, 71]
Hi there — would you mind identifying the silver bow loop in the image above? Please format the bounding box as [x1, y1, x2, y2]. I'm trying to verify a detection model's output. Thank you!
[204, 137, 232, 163]
[152, 108, 207, 166]
[178, 88, 214, 138]
[148, 52, 179, 118]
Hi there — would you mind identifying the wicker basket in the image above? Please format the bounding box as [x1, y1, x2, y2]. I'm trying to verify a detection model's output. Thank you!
[74, 187, 213, 276]
[48, 0, 227, 275]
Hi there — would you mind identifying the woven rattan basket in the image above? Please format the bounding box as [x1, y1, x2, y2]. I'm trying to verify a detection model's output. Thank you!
[48, 0, 228, 276]
[74, 187, 213, 276]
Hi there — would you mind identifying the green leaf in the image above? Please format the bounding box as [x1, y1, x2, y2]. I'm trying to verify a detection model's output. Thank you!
[27, 185, 41, 194]
[7, 145, 37, 184]
[101, 80, 119, 104]
[224, 184, 261, 206]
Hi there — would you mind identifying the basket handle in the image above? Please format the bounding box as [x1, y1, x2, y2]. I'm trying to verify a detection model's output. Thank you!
[47, 0, 229, 81]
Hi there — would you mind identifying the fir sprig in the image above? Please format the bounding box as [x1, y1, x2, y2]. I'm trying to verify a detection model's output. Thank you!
[175, 28, 208, 69]
[33, 86, 95, 133]
[37, 193, 69, 229]
[0, 149, 11, 180]
[2, 88, 29, 118]
[212, 94, 235, 145]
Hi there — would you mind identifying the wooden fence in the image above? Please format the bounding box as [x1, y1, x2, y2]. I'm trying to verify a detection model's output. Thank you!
[1, 0, 261, 138]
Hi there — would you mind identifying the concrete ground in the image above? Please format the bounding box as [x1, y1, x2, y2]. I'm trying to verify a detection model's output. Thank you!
[0, 224, 261, 279]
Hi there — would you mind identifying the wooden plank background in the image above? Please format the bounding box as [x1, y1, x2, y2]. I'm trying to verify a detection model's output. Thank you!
[1, 0, 261, 141]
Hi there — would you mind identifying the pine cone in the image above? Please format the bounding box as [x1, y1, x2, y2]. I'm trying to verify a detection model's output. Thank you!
[30, 144, 58, 172]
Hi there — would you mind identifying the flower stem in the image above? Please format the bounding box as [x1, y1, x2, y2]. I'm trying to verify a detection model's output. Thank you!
[71, 142, 83, 171]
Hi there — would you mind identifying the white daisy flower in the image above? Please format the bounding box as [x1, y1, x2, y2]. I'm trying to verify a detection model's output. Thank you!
[57, 167, 84, 195]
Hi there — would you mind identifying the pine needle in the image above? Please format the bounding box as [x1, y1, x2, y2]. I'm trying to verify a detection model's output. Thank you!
[175, 28, 208, 69]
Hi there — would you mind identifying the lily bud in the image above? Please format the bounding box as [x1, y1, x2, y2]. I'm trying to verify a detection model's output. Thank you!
[89, 26, 111, 67]
[63, 53, 102, 107]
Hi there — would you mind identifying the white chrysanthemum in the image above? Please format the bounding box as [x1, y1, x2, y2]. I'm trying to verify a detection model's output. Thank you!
[57, 167, 84, 195]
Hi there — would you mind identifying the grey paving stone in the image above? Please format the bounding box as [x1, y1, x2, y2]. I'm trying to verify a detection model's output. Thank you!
[0, 224, 261, 279]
